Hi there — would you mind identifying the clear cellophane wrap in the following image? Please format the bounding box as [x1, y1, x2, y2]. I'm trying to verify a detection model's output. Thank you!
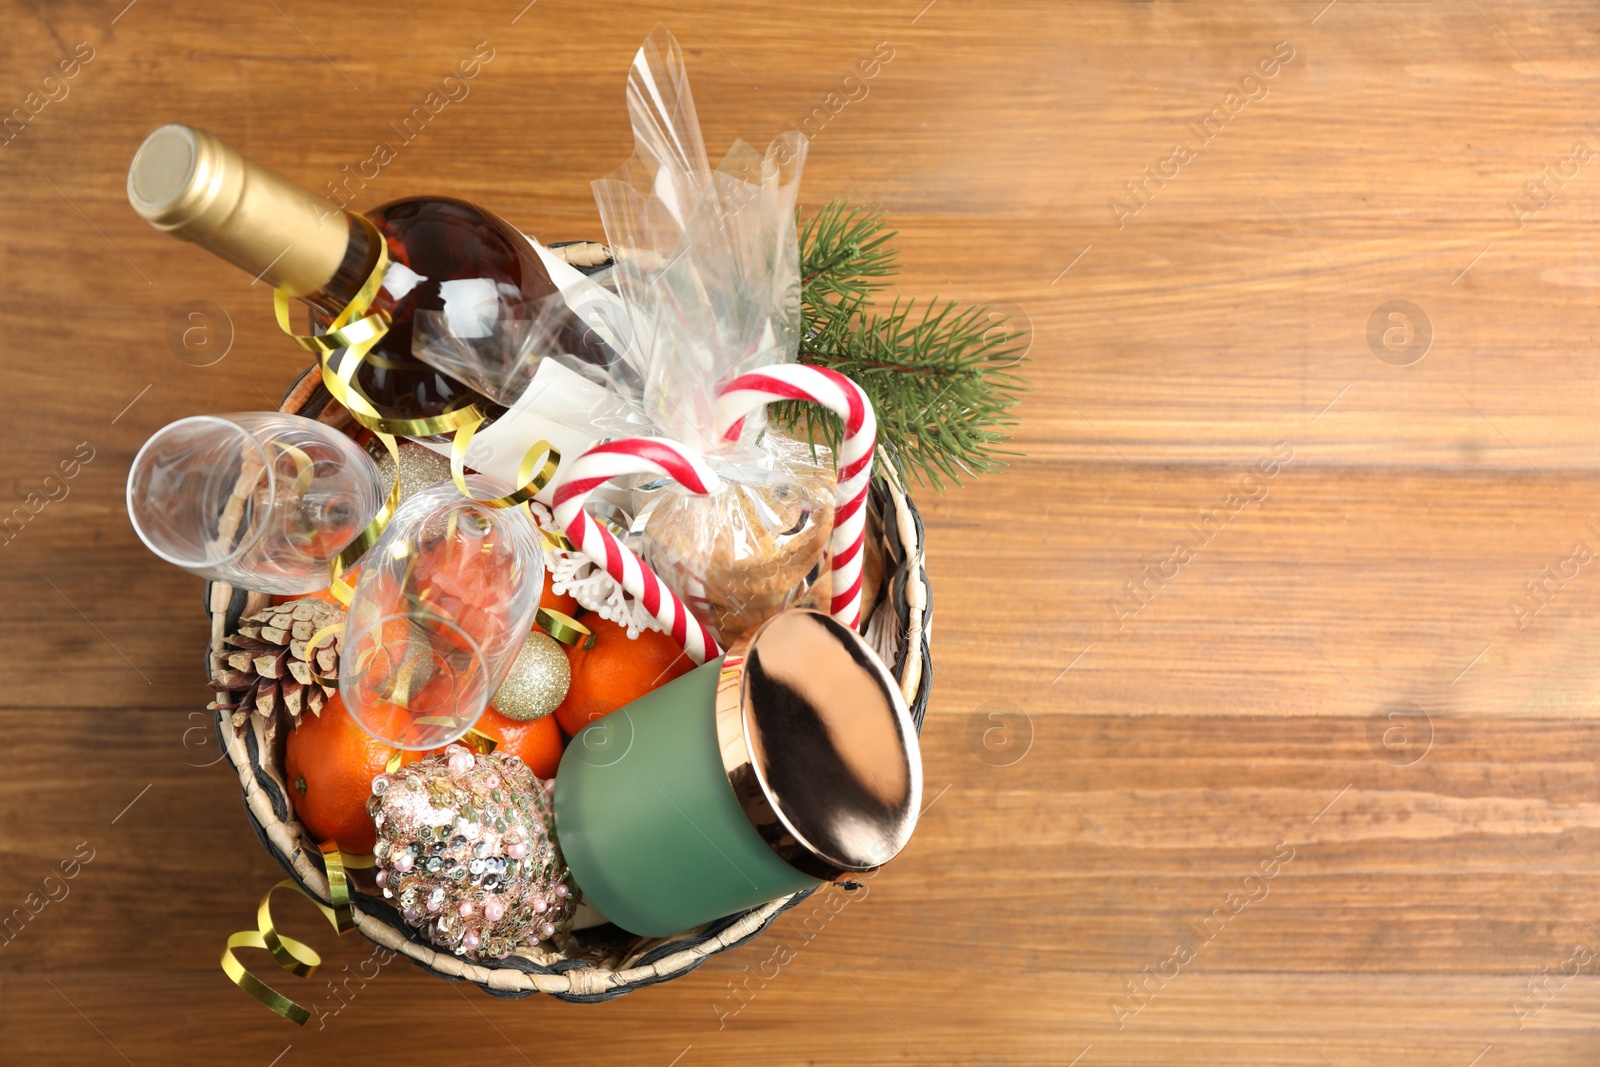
[574, 26, 836, 646]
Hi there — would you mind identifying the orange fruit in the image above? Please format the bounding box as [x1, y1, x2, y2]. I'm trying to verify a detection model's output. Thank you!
[284, 693, 419, 853]
[554, 615, 694, 736]
[474, 706, 565, 778]
[540, 570, 580, 618]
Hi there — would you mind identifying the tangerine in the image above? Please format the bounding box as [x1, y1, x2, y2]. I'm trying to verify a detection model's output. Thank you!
[540, 570, 580, 618]
[554, 615, 694, 736]
[474, 706, 565, 778]
[283, 693, 419, 853]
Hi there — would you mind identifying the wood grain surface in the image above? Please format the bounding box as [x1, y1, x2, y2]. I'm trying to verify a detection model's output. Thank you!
[3, 1, 1600, 1064]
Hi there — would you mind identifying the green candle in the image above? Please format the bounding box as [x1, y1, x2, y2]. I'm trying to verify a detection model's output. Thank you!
[553, 656, 816, 936]
[553, 610, 921, 939]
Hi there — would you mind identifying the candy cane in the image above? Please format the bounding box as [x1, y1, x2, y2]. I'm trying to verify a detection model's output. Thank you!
[714, 365, 877, 630]
[551, 438, 724, 664]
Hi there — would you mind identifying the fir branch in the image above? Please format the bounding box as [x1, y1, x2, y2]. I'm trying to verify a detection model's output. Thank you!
[792, 200, 1028, 489]
[799, 200, 899, 349]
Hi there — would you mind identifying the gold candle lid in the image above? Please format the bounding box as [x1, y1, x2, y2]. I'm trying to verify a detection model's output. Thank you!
[715, 610, 922, 880]
[127, 124, 349, 296]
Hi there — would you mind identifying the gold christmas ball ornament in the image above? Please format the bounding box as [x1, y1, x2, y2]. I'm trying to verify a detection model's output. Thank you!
[491, 630, 571, 721]
[373, 441, 455, 504]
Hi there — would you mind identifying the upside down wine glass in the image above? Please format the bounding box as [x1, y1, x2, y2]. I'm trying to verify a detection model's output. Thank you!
[341, 478, 544, 750]
[126, 412, 384, 595]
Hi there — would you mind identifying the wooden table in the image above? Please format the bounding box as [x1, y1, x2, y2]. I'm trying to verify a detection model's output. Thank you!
[3, 1, 1598, 1063]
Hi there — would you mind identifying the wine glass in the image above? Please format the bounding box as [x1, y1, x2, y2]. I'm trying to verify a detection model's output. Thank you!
[127, 412, 384, 595]
[341, 478, 544, 750]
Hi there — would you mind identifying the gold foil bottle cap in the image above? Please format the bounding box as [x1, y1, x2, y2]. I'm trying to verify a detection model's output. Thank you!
[127, 124, 350, 296]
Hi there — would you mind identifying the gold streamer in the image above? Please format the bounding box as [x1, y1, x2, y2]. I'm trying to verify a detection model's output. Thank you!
[322, 848, 350, 931]
[447, 426, 560, 511]
[535, 607, 590, 647]
[304, 623, 343, 688]
[270, 218, 569, 757]
[462, 725, 500, 755]
[272, 222, 405, 600]
[270, 216, 565, 603]
[220, 841, 363, 1025]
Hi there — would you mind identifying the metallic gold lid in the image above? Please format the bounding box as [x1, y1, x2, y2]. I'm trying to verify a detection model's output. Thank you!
[715, 610, 922, 881]
[127, 124, 349, 296]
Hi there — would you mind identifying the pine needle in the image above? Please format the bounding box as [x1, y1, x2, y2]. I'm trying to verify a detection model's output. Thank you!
[785, 199, 1027, 490]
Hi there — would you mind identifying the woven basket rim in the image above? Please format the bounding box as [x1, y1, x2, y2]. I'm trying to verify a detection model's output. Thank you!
[209, 246, 934, 1000]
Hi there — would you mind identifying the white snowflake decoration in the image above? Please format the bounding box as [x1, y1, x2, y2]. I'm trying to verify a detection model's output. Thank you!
[528, 501, 662, 639]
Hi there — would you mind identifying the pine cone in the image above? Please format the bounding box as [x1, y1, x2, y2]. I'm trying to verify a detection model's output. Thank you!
[209, 598, 344, 740]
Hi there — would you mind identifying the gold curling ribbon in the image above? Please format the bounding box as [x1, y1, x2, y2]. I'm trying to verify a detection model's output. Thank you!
[378, 730, 495, 768]
[221, 841, 368, 1025]
[271, 220, 566, 755]
[304, 623, 343, 688]
[536, 607, 589, 647]
[462, 725, 499, 755]
[447, 424, 560, 512]
[271, 217, 564, 607]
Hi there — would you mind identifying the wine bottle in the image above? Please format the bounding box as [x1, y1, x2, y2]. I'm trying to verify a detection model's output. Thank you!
[126, 124, 599, 426]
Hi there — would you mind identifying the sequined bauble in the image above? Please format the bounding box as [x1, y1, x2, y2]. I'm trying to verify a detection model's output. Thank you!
[491, 630, 571, 721]
[373, 441, 455, 505]
[369, 747, 575, 960]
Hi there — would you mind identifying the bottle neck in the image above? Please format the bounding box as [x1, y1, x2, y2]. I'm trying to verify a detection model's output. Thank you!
[127, 125, 356, 298]
[302, 213, 382, 319]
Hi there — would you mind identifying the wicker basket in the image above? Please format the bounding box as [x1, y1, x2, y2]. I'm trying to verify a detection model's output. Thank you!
[206, 252, 934, 1002]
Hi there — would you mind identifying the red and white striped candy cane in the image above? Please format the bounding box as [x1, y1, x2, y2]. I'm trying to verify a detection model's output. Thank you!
[551, 437, 724, 664]
[714, 365, 877, 630]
